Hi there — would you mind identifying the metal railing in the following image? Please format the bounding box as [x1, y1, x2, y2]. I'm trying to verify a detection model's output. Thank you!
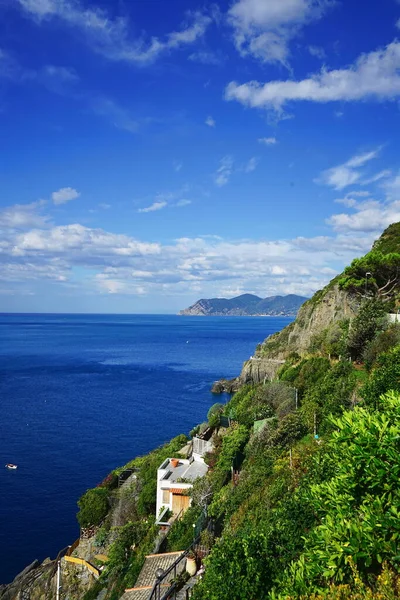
[148, 518, 213, 600]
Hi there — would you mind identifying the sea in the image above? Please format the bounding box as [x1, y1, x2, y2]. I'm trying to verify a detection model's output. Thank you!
[0, 313, 291, 584]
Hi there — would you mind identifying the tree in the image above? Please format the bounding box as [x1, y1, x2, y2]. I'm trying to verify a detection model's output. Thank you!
[346, 298, 387, 360]
[339, 250, 400, 302]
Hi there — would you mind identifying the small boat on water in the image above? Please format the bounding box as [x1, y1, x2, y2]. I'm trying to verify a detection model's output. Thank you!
[5, 464, 18, 470]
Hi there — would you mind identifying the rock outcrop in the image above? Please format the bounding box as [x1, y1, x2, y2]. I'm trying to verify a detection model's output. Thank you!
[212, 284, 360, 392]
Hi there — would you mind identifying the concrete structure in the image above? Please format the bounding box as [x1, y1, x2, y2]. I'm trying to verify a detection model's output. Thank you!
[156, 456, 208, 518]
[389, 313, 400, 324]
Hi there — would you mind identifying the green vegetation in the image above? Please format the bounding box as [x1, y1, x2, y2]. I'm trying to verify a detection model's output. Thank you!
[339, 249, 400, 304]
[81, 223, 400, 600]
[190, 255, 400, 599]
[80, 434, 187, 599]
[77, 488, 109, 528]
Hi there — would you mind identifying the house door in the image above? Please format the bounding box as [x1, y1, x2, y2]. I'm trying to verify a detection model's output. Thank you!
[172, 493, 190, 515]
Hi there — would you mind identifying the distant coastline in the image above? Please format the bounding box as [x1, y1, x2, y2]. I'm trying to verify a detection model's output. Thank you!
[180, 293, 308, 317]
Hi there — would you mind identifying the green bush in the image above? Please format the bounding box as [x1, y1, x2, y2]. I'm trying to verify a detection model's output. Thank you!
[361, 346, 400, 409]
[347, 299, 388, 360]
[207, 403, 225, 427]
[275, 391, 400, 597]
[363, 325, 400, 370]
[165, 506, 201, 551]
[77, 488, 109, 528]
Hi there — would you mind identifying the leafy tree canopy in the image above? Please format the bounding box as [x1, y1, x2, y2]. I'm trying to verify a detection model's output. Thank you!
[338, 250, 400, 301]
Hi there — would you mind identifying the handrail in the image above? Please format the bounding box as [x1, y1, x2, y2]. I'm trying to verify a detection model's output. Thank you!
[148, 538, 199, 600]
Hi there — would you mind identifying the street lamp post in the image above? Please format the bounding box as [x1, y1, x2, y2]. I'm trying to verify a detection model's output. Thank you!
[365, 272, 371, 296]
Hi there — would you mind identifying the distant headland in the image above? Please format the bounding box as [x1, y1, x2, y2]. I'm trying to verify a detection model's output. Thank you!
[179, 293, 308, 317]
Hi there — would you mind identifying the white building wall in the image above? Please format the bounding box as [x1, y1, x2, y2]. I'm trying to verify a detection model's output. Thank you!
[389, 313, 400, 324]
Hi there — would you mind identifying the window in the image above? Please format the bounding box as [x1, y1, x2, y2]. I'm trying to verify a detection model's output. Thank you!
[162, 489, 170, 504]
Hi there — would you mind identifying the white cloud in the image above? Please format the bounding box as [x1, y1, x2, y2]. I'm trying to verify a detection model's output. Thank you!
[205, 116, 216, 127]
[0, 200, 49, 229]
[225, 41, 400, 112]
[17, 1, 212, 65]
[138, 201, 167, 213]
[328, 198, 400, 232]
[52, 187, 80, 205]
[188, 51, 222, 65]
[89, 97, 139, 133]
[308, 45, 326, 59]
[382, 172, 400, 198]
[243, 157, 259, 172]
[214, 156, 234, 187]
[175, 199, 192, 207]
[0, 202, 393, 300]
[316, 149, 380, 190]
[227, 0, 333, 67]
[258, 137, 277, 145]
[335, 191, 370, 207]
[362, 170, 392, 184]
[173, 160, 183, 172]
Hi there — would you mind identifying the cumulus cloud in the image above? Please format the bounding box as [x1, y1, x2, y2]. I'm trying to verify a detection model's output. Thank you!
[258, 137, 277, 145]
[52, 187, 80, 205]
[225, 41, 400, 113]
[205, 116, 216, 127]
[214, 156, 234, 187]
[16, 0, 212, 65]
[227, 0, 333, 67]
[328, 198, 400, 232]
[316, 149, 380, 190]
[0, 200, 49, 229]
[0, 207, 390, 300]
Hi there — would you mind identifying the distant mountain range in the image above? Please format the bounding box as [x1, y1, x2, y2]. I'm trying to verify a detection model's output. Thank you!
[179, 294, 308, 317]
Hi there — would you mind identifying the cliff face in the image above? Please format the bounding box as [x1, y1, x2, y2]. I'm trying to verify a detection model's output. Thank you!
[212, 284, 360, 393]
[255, 284, 360, 360]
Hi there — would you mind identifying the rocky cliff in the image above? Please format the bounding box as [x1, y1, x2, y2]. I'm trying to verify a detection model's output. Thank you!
[211, 283, 360, 393]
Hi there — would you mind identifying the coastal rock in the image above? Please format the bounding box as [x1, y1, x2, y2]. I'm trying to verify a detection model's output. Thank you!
[239, 358, 286, 385]
[211, 378, 240, 394]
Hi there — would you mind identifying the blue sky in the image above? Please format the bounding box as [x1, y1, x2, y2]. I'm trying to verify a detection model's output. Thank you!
[1, 0, 400, 313]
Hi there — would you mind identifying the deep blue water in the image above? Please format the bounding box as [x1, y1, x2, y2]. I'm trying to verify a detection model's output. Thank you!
[0, 314, 291, 584]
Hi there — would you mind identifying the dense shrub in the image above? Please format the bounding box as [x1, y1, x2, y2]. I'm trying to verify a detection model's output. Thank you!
[275, 391, 400, 597]
[207, 403, 225, 427]
[363, 325, 400, 370]
[361, 346, 400, 409]
[347, 299, 387, 360]
[77, 488, 109, 528]
[165, 506, 201, 551]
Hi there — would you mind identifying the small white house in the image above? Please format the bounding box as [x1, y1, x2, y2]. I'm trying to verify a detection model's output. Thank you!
[156, 456, 208, 518]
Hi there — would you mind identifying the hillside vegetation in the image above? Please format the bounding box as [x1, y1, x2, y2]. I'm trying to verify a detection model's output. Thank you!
[63, 224, 400, 599]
